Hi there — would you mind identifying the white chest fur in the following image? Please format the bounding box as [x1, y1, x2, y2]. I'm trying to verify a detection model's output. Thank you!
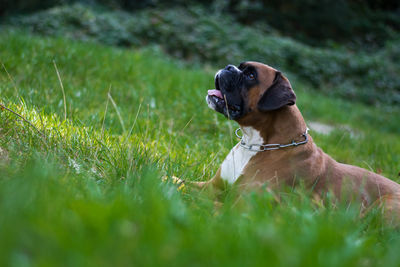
[220, 127, 264, 184]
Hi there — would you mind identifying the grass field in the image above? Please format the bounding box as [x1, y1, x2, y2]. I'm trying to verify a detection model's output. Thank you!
[1, 30, 400, 266]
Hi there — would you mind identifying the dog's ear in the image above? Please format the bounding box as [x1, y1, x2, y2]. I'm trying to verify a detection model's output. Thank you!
[257, 71, 296, 111]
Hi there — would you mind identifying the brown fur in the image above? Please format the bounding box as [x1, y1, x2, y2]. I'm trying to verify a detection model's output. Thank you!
[193, 62, 400, 222]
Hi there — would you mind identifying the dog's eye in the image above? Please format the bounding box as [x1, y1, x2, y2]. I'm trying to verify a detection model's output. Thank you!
[247, 73, 255, 80]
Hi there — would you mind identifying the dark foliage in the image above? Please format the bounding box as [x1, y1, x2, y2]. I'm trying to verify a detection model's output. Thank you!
[225, 0, 400, 48]
[2, 0, 400, 49]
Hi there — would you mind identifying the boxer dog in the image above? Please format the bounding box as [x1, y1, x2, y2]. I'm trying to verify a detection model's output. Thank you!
[192, 61, 400, 221]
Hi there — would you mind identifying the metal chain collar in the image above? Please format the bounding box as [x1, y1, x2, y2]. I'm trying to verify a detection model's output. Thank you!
[235, 127, 310, 152]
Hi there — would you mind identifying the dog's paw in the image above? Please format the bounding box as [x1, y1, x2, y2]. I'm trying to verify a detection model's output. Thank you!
[161, 175, 186, 192]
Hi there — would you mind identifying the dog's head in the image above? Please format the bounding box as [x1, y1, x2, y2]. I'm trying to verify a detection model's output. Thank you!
[206, 61, 296, 122]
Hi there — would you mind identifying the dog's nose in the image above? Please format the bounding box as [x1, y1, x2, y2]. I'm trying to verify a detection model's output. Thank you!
[225, 65, 237, 72]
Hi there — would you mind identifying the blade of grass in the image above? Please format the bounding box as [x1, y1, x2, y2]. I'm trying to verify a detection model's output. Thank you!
[53, 60, 67, 121]
[108, 91, 126, 133]
[101, 85, 111, 137]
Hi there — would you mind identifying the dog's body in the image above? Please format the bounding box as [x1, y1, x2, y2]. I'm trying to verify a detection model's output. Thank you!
[195, 61, 400, 220]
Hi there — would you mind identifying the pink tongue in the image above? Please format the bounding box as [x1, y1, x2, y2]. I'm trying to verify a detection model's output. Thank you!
[208, 89, 223, 99]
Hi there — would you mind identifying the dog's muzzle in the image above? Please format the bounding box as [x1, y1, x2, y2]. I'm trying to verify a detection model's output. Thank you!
[206, 66, 243, 119]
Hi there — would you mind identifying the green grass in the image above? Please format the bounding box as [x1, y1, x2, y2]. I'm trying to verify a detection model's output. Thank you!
[1, 30, 400, 266]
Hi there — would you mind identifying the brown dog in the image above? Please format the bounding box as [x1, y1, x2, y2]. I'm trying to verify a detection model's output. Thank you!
[195, 61, 400, 221]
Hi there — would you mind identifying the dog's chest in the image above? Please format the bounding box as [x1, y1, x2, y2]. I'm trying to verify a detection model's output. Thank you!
[220, 127, 263, 184]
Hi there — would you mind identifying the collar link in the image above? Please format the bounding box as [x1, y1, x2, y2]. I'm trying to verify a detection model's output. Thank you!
[235, 127, 309, 152]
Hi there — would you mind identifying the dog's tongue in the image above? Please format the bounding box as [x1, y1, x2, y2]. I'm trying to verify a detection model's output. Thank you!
[208, 89, 223, 99]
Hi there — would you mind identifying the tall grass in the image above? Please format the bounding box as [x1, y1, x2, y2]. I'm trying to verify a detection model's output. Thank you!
[1, 30, 400, 266]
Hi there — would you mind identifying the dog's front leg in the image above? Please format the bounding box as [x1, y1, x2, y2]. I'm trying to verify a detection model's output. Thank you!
[187, 168, 225, 190]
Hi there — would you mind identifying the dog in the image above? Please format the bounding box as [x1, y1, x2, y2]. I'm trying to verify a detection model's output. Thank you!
[192, 61, 400, 221]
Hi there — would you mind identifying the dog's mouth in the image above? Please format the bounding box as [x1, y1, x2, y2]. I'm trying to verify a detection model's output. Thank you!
[206, 70, 242, 119]
[207, 89, 241, 109]
[206, 90, 241, 120]
[208, 89, 223, 101]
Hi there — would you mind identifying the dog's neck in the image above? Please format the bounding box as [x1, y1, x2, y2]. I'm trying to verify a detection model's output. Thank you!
[240, 126, 264, 145]
[238, 105, 307, 145]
